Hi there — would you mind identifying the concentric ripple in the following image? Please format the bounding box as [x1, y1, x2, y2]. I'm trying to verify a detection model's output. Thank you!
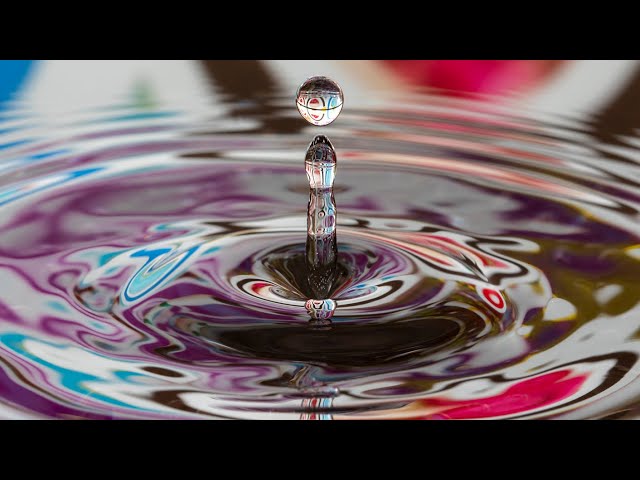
[1, 89, 640, 419]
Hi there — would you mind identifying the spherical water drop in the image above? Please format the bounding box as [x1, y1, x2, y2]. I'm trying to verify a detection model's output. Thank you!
[296, 76, 344, 126]
[305, 298, 336, 321]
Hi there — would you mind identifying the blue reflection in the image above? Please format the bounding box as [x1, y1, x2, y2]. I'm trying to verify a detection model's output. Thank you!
[0, 60, 37, 107]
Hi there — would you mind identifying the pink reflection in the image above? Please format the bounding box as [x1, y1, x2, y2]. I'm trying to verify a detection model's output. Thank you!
[382, 60, 567, 97]
[337, 369, 587, 420]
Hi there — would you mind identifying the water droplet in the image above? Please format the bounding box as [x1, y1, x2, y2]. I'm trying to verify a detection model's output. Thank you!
[296, 76, 344, 126]
[305, 298, 336, 321]
[305, 135, 336, 189]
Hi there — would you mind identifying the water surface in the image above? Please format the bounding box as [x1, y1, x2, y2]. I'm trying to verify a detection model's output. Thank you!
[1, 61, 640, 419]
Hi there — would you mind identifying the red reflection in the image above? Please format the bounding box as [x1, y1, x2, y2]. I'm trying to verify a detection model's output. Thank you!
[337, 369, 588, 420]
[424, 370, 586, 419]
[382, 60, 567, 97]
[411, 370, 587, 419]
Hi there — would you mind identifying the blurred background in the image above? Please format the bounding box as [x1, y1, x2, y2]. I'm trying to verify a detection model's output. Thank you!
[2, 60, 640, 141]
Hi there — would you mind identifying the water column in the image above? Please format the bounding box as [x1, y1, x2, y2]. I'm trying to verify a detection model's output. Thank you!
[305, 135, 338, 321]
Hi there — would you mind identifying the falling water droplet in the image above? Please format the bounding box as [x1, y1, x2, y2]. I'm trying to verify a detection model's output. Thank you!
[305, 298, 337, 321]
[296, 76, 344, 126]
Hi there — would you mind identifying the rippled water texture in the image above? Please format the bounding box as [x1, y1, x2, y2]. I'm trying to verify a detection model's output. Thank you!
[1, 71, 640, 419]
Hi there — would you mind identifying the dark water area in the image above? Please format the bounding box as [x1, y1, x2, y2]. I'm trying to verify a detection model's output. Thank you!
[0, 60, 640, 419]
